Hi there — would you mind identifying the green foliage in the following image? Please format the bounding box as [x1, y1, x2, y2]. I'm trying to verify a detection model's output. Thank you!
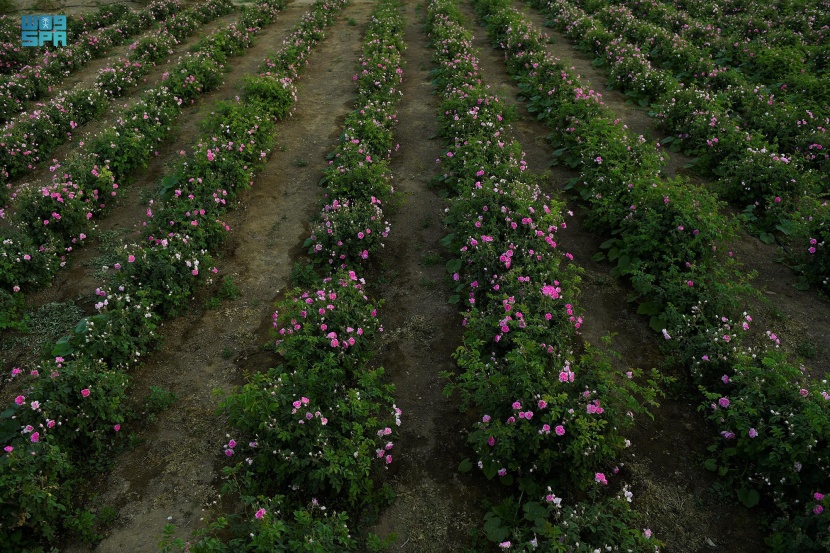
[699, 350, 830, 514]
[145, 387, 178, 416]
[24, 359, 128, 460]
[306, 198, 390, 269]
[242, 76, 297, 121]
[290, 262, 320, 288]
[0, 439, 74, 548]
[478, 492, 662, 552]
[0, 289, 28, 332]
[270, 276, 383, 377]
[207, 276, 241, 309]
[221, 364, 397, 507]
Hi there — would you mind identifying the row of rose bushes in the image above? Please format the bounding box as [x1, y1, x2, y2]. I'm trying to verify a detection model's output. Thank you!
[0, 2, 187, 124]
[668, 0, 829, 49]
[0, 0, 294, 548]
[581, 0, 830, 112]
[0, 3, 134, 76]
[0, 1, 183, 125]
[425, 0, 667, 550]
[530, 0, 830, 294]
[0, 0, 236, 189]
[0, 1, 265, 332]
[160, 1, 405, 550]
[607, 0, 828, 84]
[536, 0, 829, 193]
[470, 0, 830, 549]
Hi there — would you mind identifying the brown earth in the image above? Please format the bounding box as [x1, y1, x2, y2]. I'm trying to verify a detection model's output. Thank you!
[366, 1, 487, 550]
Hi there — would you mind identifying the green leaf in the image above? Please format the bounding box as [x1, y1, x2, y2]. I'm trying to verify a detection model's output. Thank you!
[718, 466, 729, 477]
[446, 258, 462, 274]
[483, 514, 508, 543]
[737, 487, 760, 508]
[616, 254, 632, 274]
[51, 336, 75, 358]
[592, 252, 606, 262]
[158, 173, 180, 201]
[448, 295, 460, 304]
[637, 302, 661, 316]
[73, 317, 89, 334]
[523, 501, 547, 523]
[439, 233, 455, 247]
[458, 458, 473, 473]
[792, 279, 810, 291]
[759, 232, 775, 245]
[649, 315, 667, 333]
[600, 238, 617, 250]
[703, 458, 718, 472]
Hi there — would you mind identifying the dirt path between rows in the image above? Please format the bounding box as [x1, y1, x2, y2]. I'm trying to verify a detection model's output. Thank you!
[366, 2, 487, 550]
[456, 1, 764, 550]
[60, 1, 376, 550]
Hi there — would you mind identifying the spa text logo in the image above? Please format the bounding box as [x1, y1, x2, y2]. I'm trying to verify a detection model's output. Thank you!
[21, 15, 67, 47]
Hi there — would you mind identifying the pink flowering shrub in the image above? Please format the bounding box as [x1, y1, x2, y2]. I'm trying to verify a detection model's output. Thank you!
[466, 352, 653, 488]
[430, 1, 665, 549]
[700, 349, 830, 509]
[221, 363, 397, 507]
[109, 233, 213, 317]
[271, 275, 382, 375]
[306, 198, 389, 269]
[6, 358, 128, 458]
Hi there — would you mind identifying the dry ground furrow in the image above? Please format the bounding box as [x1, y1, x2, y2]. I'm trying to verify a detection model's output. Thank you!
[366, 2, 487, 551]
[455, 1, 764, 551]
[60, 2, 375, 551]
[0, 2, 317, 379]
[511, 2, 830, 378]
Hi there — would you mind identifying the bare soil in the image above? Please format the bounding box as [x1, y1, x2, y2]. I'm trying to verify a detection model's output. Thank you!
[366, 1, 487, 549]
